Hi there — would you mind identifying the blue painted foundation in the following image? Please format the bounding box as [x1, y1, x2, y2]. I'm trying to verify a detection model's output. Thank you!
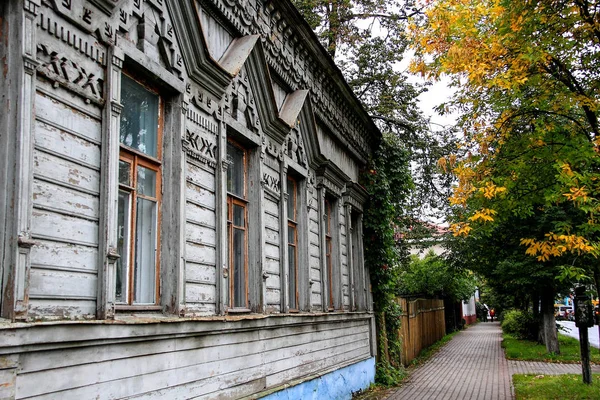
[262, 357, 375, 400]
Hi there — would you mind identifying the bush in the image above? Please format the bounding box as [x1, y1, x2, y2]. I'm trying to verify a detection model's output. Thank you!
[501, 309, 537, 340]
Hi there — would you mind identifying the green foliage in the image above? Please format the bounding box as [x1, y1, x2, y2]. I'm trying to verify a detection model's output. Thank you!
[501, 309, 537, 341]
[513, 374, 600, 400]
[502, 333, 600, 364]
[398, 251, 477, 302]
[375, 360, 406, 386]
[291, 0, 455, 220]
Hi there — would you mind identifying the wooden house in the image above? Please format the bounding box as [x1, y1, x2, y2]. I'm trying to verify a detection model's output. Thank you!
[0, 0, 380, 398]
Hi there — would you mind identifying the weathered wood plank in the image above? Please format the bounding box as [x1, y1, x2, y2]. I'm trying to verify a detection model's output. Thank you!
[184, 303, 217, 317]
[185, 201, 216, 228]
[33, 179, 99, 220]
[29, 268, 97, 299]
[264, 257, 280, 274]
[16, 348, 263, 399]
[34, 149, 100, 194]
[264, 226, 279, 244]
[185, 242, 216, 265]
[187, 162, 216, 191]
[263, 198, 279, 215]
[185, 282, 216, 303]
[185, 221, 217, 247]
[263, 212, 279, 231]
[31, 210, 98, 246]
[186, 181, 215, 209]
[266, 288, 280, 306]
[30, 239, 98, 272]
[34, 119, 100, 169]
[264, 242, 279, 259]
[35, 90, 102, 142]
[27, 299, 96, 319]
[186, 262, 217, 285]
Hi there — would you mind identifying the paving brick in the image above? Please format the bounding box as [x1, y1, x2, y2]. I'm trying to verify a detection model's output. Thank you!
[386, 322, 600, 400]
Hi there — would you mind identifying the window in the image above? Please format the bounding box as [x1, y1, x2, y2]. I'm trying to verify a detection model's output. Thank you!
[287, 176, 299, 310]
[116, 74, 162, 305]
[227, 141, 248, 309]
[325, 198, 334, 310]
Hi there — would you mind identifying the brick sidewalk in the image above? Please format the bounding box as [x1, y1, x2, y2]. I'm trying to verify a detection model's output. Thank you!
[387, 322, 512, 400]
[386, 322, 600, 400]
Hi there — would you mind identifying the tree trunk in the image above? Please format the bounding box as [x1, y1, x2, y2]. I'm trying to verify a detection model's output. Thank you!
[541, 291, 560, 354]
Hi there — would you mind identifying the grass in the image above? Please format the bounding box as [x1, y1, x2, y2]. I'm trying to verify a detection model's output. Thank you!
[502, 333, 600, 363]
[513, 374, 600, 399]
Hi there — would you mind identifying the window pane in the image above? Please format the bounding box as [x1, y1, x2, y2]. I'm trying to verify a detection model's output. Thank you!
[287, 179, 295, 220]
[116, 190, 131, 303]
[233, 227, 246, 308]
[137, 166, 156, 197]
[288, 243, 297, 309]
[134, 197, 157, 304]
[233, 204, 245, 227]
[288, 225, 296, 245]
[120, 75, 159, 157]
[227, 143, 245, 197]
[119, 160, 131, 186]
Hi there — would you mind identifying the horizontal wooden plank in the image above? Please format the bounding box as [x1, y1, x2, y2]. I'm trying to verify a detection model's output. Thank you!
[29, 268, 97, 299]
[35, 119, 100, 169]
[263, 198, 279, 215]
[185, 282, 216, 303]
[16, 344, 264, 399]
[185, 221, 216, 247]
[31, 210, 98, 247]
[185, 242, 216, 265]
[263, 212, 279, 231]
[264, 226, 279, 244]
[186, 262, 217, 285]
[186, 161, 215, 192]
[264, 242, 279, 259]
[311, 293, 322, 306]
[27, 299, 96, 320]
[34, 149, 100, 194]
[30, 239, 98, 272]
[266, 289, 280, 306]
[185, 201, 215, 228]
[33, 179, 99, 220]
[186, 181, 215, 209]
[265, 258, 280, 275]
[184, 303, 217, 317]
[35, 90, 101, 143]
[266, 346, 370, 389]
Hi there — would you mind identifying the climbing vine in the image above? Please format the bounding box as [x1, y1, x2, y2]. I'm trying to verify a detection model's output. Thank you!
[361, 133, 413, 384]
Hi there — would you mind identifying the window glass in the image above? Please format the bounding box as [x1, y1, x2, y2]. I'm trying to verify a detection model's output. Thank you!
[287, 179, 296, 220]
[120, 75, 159, 157]
[227, 142, 245, 197]
[137, 166, 156, 197]
[116, 74, 161, 306]
[233, 227, 246, 308]
[119, 160, 131, 186]
[134, 197, 157, 303]
[116, 190, 131, 303]
[288, 242, 297, 309]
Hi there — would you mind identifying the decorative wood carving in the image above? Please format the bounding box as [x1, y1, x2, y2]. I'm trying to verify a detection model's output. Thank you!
[183, 129, 218, 168]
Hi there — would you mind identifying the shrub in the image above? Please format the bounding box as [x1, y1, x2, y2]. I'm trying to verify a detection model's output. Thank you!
[501, 309, 537, 340]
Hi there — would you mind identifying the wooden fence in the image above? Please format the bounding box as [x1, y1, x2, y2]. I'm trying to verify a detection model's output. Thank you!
[397, 297, 446, 366]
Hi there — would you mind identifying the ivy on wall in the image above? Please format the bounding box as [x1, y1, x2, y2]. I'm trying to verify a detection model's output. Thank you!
[361, 133, 413, 384]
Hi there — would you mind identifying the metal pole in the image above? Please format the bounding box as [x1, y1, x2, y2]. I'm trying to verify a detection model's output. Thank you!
[579, 325, 592, 384]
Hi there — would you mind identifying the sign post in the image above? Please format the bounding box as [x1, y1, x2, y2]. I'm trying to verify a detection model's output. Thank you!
[575, 286, 594, 384]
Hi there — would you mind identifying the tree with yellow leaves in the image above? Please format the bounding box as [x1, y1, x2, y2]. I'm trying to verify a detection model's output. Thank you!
[411, 0, 600, 352]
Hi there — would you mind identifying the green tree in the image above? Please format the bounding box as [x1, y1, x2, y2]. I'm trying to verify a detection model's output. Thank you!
[411, 0, 600, 349]
[398, 251, 476, 302]
[292, 0, 456, 220]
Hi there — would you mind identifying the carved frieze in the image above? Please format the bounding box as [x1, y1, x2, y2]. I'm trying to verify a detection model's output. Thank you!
[190, 86, 222, 121]
[202, 0, 373, 162]
[36, 43, 104, 103]
[284, 127, 307, 168]
[183, 129, 218, 169]
[261, 172, 280, 195]
[226, 68, 259, 132]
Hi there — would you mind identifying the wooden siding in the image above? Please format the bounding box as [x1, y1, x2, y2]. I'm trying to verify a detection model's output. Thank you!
[3, 315, 373, 400]
[29, 85, 101, 319]
[185, 161, 217, 316]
